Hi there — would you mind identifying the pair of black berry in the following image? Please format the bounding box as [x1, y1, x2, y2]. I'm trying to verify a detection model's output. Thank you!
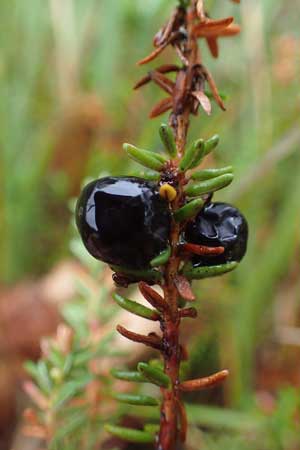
[76, 176, 248, 271]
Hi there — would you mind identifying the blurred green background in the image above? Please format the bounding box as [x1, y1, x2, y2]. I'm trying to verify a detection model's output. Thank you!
[1, 0, 300, 449]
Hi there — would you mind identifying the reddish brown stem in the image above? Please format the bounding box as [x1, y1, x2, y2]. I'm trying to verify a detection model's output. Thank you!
[157, 5, 200, 449]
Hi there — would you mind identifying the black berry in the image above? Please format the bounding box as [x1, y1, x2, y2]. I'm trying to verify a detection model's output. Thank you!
[184, 202, 248, 266]
[76, 177, 171, 269]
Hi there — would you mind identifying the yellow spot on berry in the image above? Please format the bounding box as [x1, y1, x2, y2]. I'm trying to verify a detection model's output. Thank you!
[159, 183, 177, 202]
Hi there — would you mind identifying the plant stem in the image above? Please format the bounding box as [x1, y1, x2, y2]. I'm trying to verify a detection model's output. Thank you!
[158, 4, 200, 449]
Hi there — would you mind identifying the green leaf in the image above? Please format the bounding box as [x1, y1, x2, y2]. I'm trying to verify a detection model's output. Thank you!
[104, 424, 155, 444]
[191, 166, 233, 181]
[112, 392, 159, 406]
[159, 123, 177, 157]
[53, 375, 93, 410]
[113, 293, 159, 320]
[173, 198, 204, 222]
[144, 423, 160, 434]
[49, 412, 87, 448]
[131, 170, 160, 181]
[179, 139, 204, 171]
[149, 359, 164, 370]
[111, 368, 146, 383]
[137, 362, 170, 388]
[62, 354, 73, 376]
[182, 261, 238, 279]
[124, 143, 166, 171]
[204, 134, 220, 155]
[185, 173, 234, 197]
[48, 347, 65, 369]
[150, 246, 171, 267]
[36, 360, 53, 393]
[110, 265, 162, 283]
[24, 360, 39, 380]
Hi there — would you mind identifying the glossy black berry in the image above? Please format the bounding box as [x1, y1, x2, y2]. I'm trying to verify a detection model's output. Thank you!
[76, 177, 171, 270]
[184, 202, 248, 266]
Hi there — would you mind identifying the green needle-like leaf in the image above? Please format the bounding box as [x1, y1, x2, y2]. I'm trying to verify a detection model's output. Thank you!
[204, 134, 220, 156]
[104, 424, 155, 444]
[150, 246, 171, 267]
[159, 123, 177, 157]
[113, 293, 160, 320]
[182, 261, 238, 279]
[185, 173, 234, 197]
[144, 424, 160, 434]
[179, 139, 204, 171]
[124, 143, 166, 171]
[111, 368, 146, 383]
[37, 360, 53, 393]
[131, 170, 160, 181]
[191, 166, 233, 181]
[112, 392, 159, 406]
[110, 265, 162, 283]
[138, 362, 170, 388]
[173, 198, 204, 222]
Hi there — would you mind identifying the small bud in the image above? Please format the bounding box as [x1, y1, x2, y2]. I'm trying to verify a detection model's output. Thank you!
[159, 183, 177, 202]
[50, 367, 63, 383]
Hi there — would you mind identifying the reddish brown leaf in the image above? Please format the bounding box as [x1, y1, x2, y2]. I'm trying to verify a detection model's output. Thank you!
[218, 23, 241, 37]
[179, 369, 229, 392]
[206, 37, 219, 58]
[192, 90, 212, 115]
[134, 64, 179, 90]
[179, 307, 198, 319]
[138, 282, 169, 312]
[174, 275, 196, 301]
[153, 8, 178, 47]
[151, 71, 175, 95]
[182, 243, 225, 256]
[193, 16, 233, 37]
[149, 97, 173, 118]
[137, 44, 168, 66]
[203, 66, 226, 111]
[116, 324, 162, 350]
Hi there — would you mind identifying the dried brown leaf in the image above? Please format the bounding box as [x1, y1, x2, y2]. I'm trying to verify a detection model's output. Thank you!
[149, 97, 173, 118]
[192, 90, 212, 115]
[174, 275, 196, 301]
[203, 66, 226, 111]
[206, 37, 219, 58]
[179, 370, 229, 392]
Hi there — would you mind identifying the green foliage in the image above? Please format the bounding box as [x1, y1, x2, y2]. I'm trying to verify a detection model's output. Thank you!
[24, 238, 118, 449]
[5, 0, 300, 448]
